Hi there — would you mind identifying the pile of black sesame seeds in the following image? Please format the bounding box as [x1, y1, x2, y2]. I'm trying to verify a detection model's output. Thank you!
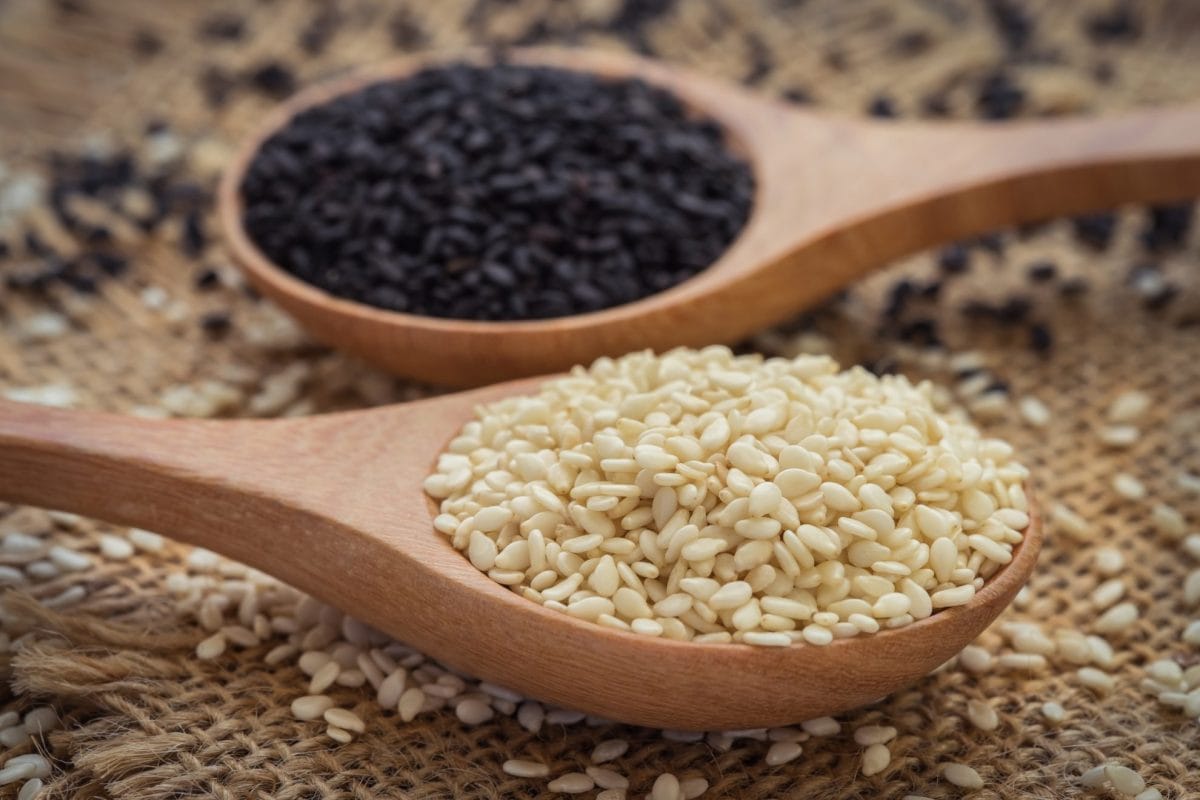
[239, 61, 755, 321]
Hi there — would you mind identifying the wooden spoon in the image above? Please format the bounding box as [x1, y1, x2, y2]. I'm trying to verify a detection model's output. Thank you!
[219, 46, 1200, 387]
[0, 383, 1041, 730]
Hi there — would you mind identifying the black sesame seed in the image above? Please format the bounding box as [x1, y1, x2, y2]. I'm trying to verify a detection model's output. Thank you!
[1143, 284, 1177, 311]
[986, 0, 1034, 51]
[1092, 61, 1117, 84]
[921, 94, 951, 117]
[868, 95, 898, 118]
[999, 296, 1032, 323]
[198, 12, 245, 41]
[782, 87, 812, 105]
[1026, 260, 1057, 283]
[299, 8, 341, 55]
[898, 318, 940, 347]
[1085, 2, 1140, 43]
[976, 71, 1025, 120]
[181, 212, 207, 258]
[388, 9, 426, 50]
[1029, 323, 1053, 353]
[985, 379, 1010, 395]
[200, 66, 238, 108]
[132, 28, 163, 57]
[893, 30, 933, 57]
[195, 267, 221, 290]
[199, 311, 233, 336]
[1059, 276, 1089, 298]
[973, 232, 1007, 254]
[1071, 212, 1117, 249]
[918, 279, 943, 299]
[742, 35, 773, 85]
[87, 251, 128, 276]
[240, 62, 753, 322]
[1141, 201, 1194, 252]
[937, 244, 970, 274]
[247, 61, 296, 99]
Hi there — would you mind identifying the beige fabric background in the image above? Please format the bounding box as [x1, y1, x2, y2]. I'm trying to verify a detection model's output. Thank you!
[0, 0, 1198, 797]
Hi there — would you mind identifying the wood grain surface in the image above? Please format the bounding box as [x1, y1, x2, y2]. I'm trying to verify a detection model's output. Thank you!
[219, 47, 1200, 386]
[0, 386, 1042, 730]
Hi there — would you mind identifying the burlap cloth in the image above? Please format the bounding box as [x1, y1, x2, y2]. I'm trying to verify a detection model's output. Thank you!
[1, 0, 1198, 797]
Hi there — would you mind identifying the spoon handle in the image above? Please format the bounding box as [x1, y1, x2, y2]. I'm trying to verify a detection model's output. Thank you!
[0, 399, 321, 564]
[699, 103, 1200, 340]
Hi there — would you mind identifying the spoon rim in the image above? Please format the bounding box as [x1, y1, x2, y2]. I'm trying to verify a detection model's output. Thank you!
[216, 46, 771, 337]
[409, 417, 1043, 665]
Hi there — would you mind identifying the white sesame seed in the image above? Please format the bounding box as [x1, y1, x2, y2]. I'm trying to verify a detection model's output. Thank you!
[98, 534, 134, 560]
[1094, 547, 1125, 576]
[0, 728, 29, 749]
[323, 708, 364, 734]
[801, 717, 840, 737]
[4, 755, 48, 780]
[1187, 571, 1200, 606]
[517, 701, 544, 734]
[1150, 504, 1187, 539]
[966, 700, 998, 731]
[942, 762, 983, 789]
[17, 778, 43, 800]
[397, 688, 425, 722]
[861, 743, 890, 777]
[591, 738, 629, 764]
[22, 707, 58, 735]
[651, 772, 682, 800]
[547, 773, 594, 794]
[47, 545, 90, 572]
[1018, 396, 1050, 427]
[0, 763, 36, 786]
[290, 695, 334, 721]
[308, 661, 341, 694]
[128, 529, 165, 552]
[765, 741, 803, 766]
[1104, 764, 1146, 796]
[1107, 391, 1151, 423]
[1041, 702, 1065, 723]
[1090, 579, 1126, 609]
[1112, 473, 1146, 501]
[1099, 425, 1139, 448]
[326, 725, 353, 744]
[1080, 765, 1109, 788]
[195, 632, 226, 660]
[995, 653, 1047, 672]
[585, 766, 629, 790]
[1094, 602, 1139, 634]
[502, 759, 549, 778]
[1077, 667, 1115, 694]
[1050, 502, 1090, 540]
[853, 725, 896, 746]
[455, 697, 493, 726]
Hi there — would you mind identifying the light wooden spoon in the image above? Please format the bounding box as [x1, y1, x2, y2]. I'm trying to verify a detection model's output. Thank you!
[219, 46, 1200, 387]
[0, 382, 1041, 730]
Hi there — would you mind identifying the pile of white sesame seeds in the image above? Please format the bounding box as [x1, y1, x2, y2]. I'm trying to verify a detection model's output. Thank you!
[426, 347, 1032, 647]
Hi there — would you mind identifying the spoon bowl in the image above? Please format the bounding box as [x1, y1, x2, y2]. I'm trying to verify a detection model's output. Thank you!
[219, 47, 1200, 387]
[0, 381, 1041, 730]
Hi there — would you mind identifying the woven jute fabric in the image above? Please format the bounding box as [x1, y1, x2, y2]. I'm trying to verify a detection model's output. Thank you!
[1, 1, 1199, 798]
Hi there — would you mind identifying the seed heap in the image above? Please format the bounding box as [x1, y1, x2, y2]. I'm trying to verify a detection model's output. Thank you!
[426, 347, 1031, 645]
[240, 62, 753, 321]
